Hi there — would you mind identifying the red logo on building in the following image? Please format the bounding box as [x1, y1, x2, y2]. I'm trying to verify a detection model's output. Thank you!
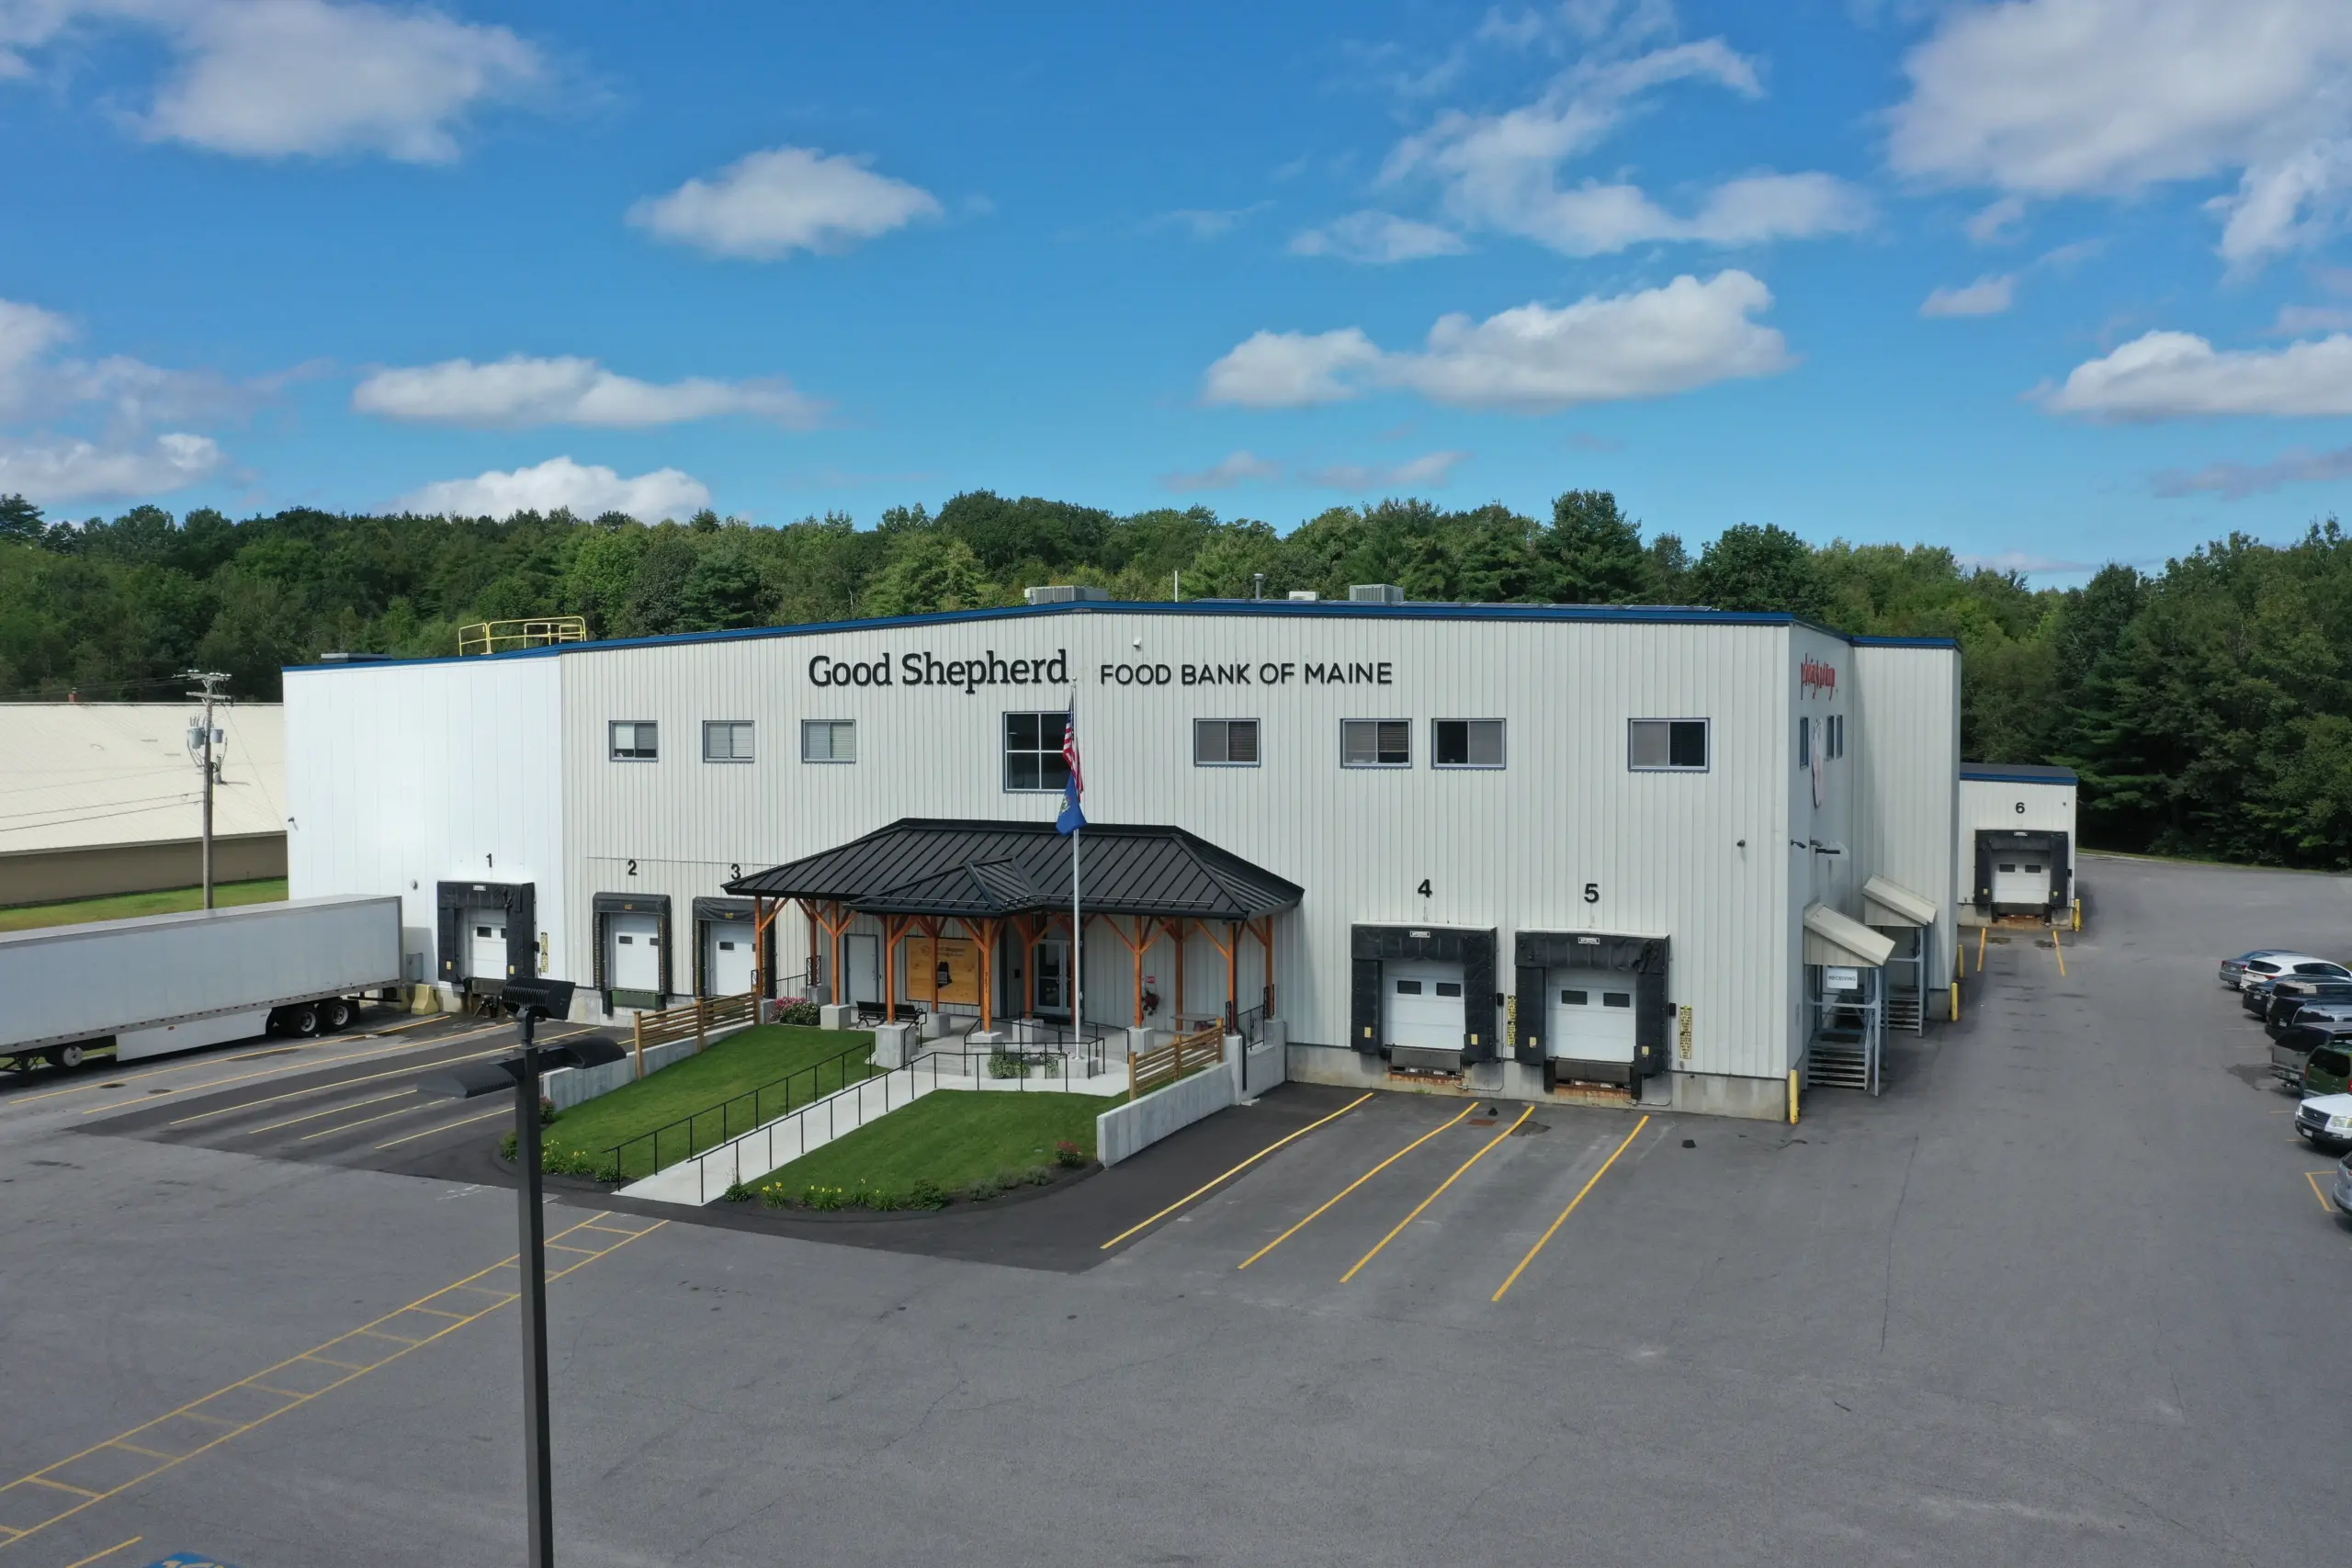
[1801, 658, 1837, 696]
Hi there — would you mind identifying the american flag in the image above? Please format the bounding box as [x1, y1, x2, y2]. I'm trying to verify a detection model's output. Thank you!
[1061, 705, 1084, 796]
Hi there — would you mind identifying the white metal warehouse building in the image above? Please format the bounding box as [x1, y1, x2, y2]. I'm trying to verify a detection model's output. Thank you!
[285, 595, 1962, 1121]
[1960, 761, 2078, 923]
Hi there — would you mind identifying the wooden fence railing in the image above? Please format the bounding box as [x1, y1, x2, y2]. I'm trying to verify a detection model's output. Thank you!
[1128, 1023, 1225, 1101]
[631, 992, 757, 1077]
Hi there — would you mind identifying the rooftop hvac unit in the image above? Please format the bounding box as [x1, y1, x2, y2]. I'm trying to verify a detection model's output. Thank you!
[1348, 583, 1406, 604]
[1023, 584, 1112, 605]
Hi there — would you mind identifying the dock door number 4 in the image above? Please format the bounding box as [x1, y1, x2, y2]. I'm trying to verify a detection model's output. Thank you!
[1417, 880, 1600, 902]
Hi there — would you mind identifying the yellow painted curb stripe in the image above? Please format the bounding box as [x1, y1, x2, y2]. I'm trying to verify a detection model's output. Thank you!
[1491, 1113, 1652, 1303]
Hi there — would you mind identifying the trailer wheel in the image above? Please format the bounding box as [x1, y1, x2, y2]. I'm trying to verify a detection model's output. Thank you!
[322, 998, 355, 1032]
[285, 1003, 323, 1038]
[49, 1043, 85, 1069]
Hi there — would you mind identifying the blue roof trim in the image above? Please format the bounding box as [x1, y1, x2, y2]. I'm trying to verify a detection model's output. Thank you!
[1961, 765, 2078, 784]
[284, 597, 1958, 674]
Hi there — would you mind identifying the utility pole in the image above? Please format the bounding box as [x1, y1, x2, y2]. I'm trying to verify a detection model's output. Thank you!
[182, 671, 230, 909]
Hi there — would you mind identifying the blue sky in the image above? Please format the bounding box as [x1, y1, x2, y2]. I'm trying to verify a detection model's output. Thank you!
[5, 0, 2352, 582]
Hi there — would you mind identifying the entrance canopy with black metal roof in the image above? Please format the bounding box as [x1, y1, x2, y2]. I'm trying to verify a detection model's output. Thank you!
[724, 818, 1302, 920]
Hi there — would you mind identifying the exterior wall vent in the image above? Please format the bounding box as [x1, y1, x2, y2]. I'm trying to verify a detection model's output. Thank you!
[1023, 584, 1111, 605]
[1286, 590, 1320, 602]
[1348, 583, 1407, 604]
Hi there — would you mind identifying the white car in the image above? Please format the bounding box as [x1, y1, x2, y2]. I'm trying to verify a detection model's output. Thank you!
[2295, 1093, 2352, 1146]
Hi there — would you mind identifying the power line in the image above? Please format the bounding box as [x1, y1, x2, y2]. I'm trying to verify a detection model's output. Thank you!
[0, 798, 205, 837]
[0, 790, 200, 825]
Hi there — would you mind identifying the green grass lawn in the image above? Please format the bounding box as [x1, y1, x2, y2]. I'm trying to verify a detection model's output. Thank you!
[545, 1023, 876, 1178]
[750, 1089, 1100, 1201]
[0, 876, 288, 930]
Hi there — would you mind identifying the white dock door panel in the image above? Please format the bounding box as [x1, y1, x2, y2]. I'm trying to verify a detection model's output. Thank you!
[467, 910, 507, 981]
[1386, 960, 1466, 1051]
[703, 923, 754, 996]
[844, 933, 881, 1006]
[1991, 858, 2044, 908]
[606, 912, 662, 993]
[1546, 969, 1637, 1062]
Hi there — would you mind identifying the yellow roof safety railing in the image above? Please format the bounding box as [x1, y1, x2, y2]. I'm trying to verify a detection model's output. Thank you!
[458, 616, 590, 656]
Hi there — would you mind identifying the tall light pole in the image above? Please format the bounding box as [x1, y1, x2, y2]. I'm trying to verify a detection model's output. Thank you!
[181, 670, 230, 909]
[419, 980, 620, 1568]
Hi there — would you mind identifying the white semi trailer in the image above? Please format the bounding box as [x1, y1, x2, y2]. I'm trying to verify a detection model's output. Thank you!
[0, 896, 403, 1070]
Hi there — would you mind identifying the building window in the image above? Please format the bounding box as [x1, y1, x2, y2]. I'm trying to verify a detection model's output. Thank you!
[703, 720, 754, 763]
[800, 719, 856, 763]
[1629, 717, 1708, 772]
[1342, 719, 1410, 768]
[1193, 718, 1260, 766]
[1797, 716, 1812, 768]
[1003, 711, 1071, 792]
[1828, 714, 1845, 758]
[609, 720, 658, 761]
[1433, 718, 1505, 769]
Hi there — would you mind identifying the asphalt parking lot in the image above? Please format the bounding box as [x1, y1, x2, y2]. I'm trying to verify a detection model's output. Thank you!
[2, 851, 2346, 1567]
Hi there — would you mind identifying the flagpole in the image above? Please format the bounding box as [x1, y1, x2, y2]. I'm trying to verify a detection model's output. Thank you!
[1070, 823, 1082, 1040]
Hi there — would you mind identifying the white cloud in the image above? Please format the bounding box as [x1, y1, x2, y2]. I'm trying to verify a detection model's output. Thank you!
[2, 0, 545, 161]
[1381, 31, 1868, 256]
[2271, 303, 2352, 334]
[1965, 195, 2027, 244]
[2044, 329, 2352, 420]
[2154, 444, 2352, 499]
[1921, 275, 2015, 318]
[0, 294, 254, 429]
[1889, 0, 2352, 265]
[1306, 449, 1470, 491]
[628, 146, 941, 260]
[397, 457, 710, 520]
[0, 432, 223, 502]
[1288, 210, 1467, 264]
[1160, 451, 1283, 492]
[1201, 327, 1384, 409]
[1152, 204, 1268, 240]
[1205, 270, 1787, 414]
[353, 355, 823, 429]
[1957, 549, 2094, 575]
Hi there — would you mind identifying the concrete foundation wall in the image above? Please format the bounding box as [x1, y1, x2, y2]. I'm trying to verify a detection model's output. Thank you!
[1097, 1065, 1236, 1167]
[1669, 1069, 1787, 1122]
[538, 1021, 754, 1111]
[0, 834, 286, 907]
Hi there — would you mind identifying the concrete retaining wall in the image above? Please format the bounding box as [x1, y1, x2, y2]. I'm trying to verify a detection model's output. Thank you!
[1096, 1065, 1235, 1168]
[539, 1022, 755, 1111]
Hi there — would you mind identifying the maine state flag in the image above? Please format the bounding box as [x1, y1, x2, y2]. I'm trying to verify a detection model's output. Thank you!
[1055, 702, 1086, 835]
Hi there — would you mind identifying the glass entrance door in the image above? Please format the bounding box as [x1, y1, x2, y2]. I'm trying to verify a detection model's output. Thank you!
[1034, 940, 1070, 1014]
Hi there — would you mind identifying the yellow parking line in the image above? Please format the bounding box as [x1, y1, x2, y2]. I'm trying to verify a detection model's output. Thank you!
[1237, 1103, 1476, 1270]
[1099, 1091, 1375, 1251]
[2309, 1170, 2337, 1213]
[1491, 1114, 1652, 1303]
[139, 1025, 526, 1122]
[244, 1088, 413, 1135]
[102, 1444, 171, 1462]
[2052, 923, 2067, 977]
[60, 1536, 143, 1568]
[376, 1106, 508, 1150]
[295, 1100, 435, 1142]
[0, 1213, 663, 1552]
[1341, 1106, 1531, 1283]
[23, 1475, 100, 1498]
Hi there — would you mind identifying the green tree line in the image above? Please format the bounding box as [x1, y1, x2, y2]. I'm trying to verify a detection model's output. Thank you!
[2, 488, 2343, 868]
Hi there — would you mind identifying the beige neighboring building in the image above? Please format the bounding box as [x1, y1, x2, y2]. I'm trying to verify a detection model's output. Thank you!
[0, 704, 287, 907]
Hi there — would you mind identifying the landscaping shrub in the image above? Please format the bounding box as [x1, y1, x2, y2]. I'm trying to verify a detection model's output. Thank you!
[805, 1184, 849, 1211]
[1023, 1165, 1054, 1186]
[758, 1181, 791, 1208]
[773, 999, 820, 1026]
[862, 1183, 909, 1212]
[1052, 1139, 1086, 1168]
[500, 1131, 518, 1160]
[908, 1178, 948, 1210]
[722, 1179, 752, 1202]
[987, 1050, 1028, 1079]
[964, 1173, 1006, 1201]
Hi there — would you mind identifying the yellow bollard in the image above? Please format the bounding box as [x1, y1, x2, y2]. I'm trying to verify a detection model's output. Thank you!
[1951, 980, 1961, 1023]
[1787, 1068, 1799, 1124]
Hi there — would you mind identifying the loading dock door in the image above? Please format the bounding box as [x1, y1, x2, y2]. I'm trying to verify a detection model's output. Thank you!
[1545, 969, 1637, 1062]
[1992, 858, 2046, 909]
[605, 912, 662, 995]
[702, 922, 754, 996]
[1387, 960, 1467, 1051]
[468, 911, 508, 982]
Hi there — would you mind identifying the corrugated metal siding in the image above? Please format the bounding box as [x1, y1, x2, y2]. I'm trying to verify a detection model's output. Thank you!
[1852, 643, 1962, 978]
[286, 659, 566, 982]
[548, 612, 1804, 1079]
[1960, 775, 2075, 887]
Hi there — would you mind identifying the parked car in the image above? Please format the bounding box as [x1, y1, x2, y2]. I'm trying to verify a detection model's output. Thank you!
[2240, 956, 2352, 1016]
[2283, 1002, 2352, 1036]
[2306, 1043, 2352, 1100]
[2222, 950, 2291, 989]
[2271, 1023, 2352, 1089]
[2266, 979, 2352, 1034]
[2331, 1151, 2352, 1219]
[2295, 1092, 2352, 1148]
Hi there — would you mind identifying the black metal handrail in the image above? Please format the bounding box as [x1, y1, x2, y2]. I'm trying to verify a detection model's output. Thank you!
[602, 1038, 876, 1181]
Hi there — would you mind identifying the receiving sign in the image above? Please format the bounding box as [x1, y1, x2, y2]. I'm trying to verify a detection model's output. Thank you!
[1823, 965, 1860, 993]
[900, 937, 980, 1006]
